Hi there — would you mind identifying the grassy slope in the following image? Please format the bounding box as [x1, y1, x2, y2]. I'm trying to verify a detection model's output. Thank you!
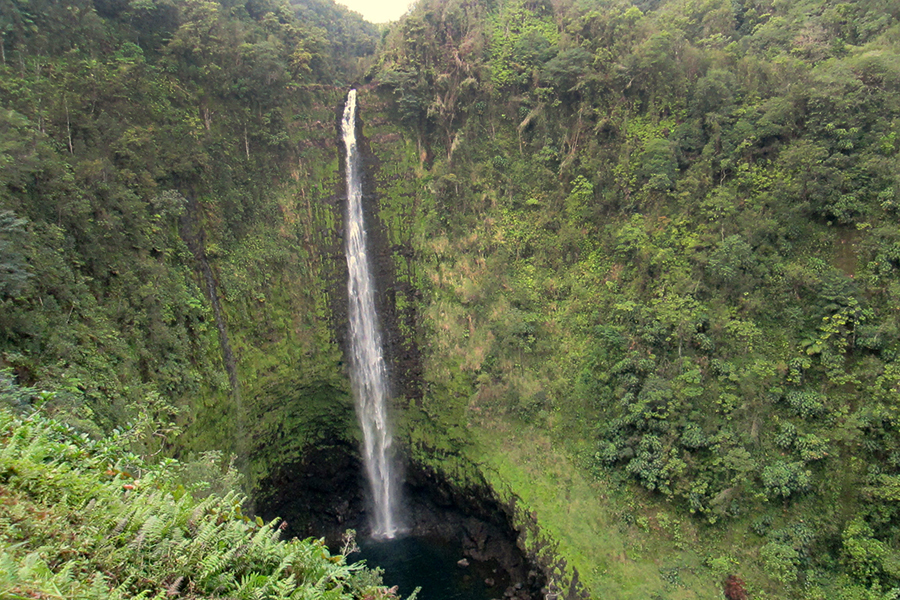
[472, 420, 718, 599]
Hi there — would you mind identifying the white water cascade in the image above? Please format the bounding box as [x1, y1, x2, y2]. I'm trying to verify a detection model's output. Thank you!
[341, 89, 401, 539]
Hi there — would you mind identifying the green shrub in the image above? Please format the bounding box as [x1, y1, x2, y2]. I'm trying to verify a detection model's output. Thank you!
[761, 461, 812, 500]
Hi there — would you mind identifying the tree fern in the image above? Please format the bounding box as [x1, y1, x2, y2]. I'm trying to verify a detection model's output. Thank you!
[271, 572, 297, 599]
[198, 543, 232, 582]
[0, 551, 82, 599]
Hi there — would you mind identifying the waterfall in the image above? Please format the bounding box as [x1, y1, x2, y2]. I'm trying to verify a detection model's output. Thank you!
[341, 89, 401, 539]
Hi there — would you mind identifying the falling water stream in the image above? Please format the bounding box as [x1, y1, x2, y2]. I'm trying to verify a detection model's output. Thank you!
[338, 91, 538, 600]
[342, 89, 400, 539]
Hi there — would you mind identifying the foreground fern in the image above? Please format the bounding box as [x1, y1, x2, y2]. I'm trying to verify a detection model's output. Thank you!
[0, 406, 394, 600]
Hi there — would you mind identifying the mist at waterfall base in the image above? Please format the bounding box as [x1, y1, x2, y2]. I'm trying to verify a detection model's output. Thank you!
[354, 535, 504, 600]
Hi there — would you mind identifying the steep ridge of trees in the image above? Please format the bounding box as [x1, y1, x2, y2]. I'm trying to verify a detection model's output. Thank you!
[0, 0, 376, 431]
[0, 0, 388, 590]
[371, 0, 900, 595]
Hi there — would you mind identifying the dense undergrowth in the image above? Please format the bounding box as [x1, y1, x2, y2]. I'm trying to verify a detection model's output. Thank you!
[0, 373, 393, 600]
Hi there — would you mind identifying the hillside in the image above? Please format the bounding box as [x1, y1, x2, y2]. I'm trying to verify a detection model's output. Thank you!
[1, 0, 900, 598]
[0, 0, 383, 486]
[366, 0, 900, 596]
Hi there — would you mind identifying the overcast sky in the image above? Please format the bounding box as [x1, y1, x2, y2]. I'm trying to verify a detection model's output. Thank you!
[337, 0, 414, 23]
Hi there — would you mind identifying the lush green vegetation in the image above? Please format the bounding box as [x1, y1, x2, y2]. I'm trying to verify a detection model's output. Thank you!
[3, 0, 900, 597]
[0, 373, 392, 599]
[0, 0, 380, 592]
[0, 0, 379, 487]
[368, 0, 900, 596]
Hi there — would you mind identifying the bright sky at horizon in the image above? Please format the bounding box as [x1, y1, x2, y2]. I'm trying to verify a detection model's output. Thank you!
[337, 0, 414, 23]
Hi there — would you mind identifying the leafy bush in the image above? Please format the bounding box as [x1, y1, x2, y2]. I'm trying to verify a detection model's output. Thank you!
[761, 461, 812, 500]
[760, 541, 801, 584]
[785, 390, 828, 419]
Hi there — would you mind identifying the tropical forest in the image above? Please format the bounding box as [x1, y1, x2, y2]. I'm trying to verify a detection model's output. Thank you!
[1, 0, 899, 598]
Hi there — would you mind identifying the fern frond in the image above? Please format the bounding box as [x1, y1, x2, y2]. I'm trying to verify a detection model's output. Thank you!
[0, 403, 391, 600]
[191, 515, 221, 555]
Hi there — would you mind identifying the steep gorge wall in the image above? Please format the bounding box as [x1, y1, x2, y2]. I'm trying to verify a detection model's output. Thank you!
[0, 0, 385, 495]
[349, 86, 601, 599]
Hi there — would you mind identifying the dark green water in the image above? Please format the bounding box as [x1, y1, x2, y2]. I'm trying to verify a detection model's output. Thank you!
[355, 536, 504, 600]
